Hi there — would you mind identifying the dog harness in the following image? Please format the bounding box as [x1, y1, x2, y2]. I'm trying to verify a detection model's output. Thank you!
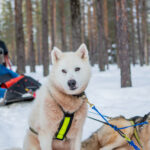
[29, 111, 74, 140]
[130, 113, 150, 148]
[55, 112, 74, 140]
[130, 120, 143, 148]
[29, 91, 85, 140]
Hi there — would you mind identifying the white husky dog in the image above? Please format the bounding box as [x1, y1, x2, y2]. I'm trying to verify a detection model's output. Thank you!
[23, 44, 91, 150]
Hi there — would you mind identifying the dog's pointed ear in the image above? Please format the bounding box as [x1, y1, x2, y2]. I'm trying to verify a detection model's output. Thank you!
[51, 47, 62, 64]
[76, 43, 89, 60]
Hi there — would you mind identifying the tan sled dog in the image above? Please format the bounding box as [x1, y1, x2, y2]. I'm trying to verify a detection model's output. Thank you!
[81, 113, 150, 150]
[23, 44, 91, 150]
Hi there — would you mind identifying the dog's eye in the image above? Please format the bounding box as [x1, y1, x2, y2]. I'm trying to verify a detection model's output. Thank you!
[62, 69, 67, 74]
[75, 67, 80, 72]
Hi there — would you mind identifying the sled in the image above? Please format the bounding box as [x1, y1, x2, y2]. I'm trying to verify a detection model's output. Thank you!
[0, 40, 41, 105]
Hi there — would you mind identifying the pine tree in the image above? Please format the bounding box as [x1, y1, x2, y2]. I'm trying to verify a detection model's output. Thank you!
[50, 0, 56, 50]
[70, 0, 82, 50]
[15, 0, 25, 74]
[35, 0, 42, 65]
[88, 1, 97, 66]
[59, 0, 67, 51]
[88, 4, 93, 63]
[42, 0, 49, 76]
[96, 0, 105, 71]
[92, 0, 98, 65]
[135, 0, 144, 66]
[130, 0, 136, 65]
[103, 0, 109, 68]
[26, 0, 36, 72]
[81, 0, 85, 43]
[142, 0, 149, 65]
[115, 0, 132, 87]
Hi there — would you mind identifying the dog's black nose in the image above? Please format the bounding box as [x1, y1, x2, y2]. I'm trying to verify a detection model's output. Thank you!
[68, 80, 76, 90]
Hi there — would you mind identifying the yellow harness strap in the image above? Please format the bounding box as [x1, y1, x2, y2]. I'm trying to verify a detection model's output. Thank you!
[55, 93, 86, 140]
[29, 113, 74, 140]
[130, 120, 143, 148]
[55, 113, 74, 140]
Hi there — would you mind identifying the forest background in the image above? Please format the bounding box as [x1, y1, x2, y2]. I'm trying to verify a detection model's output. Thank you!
[0, 0, 150, 87]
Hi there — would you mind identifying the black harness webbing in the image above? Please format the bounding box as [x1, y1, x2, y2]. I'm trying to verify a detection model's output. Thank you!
[54, 112, 74, 140]
[29, 127, 38, 135]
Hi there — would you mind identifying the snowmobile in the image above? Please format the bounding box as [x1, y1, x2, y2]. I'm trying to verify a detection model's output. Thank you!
[0, 40, 41, 105]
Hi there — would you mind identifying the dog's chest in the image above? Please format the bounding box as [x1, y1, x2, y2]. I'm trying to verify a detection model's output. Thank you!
[44, 98, 87, 139]
[66, 102, 87, 139]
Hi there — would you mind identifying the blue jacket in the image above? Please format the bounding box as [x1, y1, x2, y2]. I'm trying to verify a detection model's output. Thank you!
[0, 64, 19, 98]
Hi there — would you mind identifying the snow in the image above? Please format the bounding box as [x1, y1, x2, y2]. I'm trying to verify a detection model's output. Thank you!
[0, 65, 150, 149]
[0, 98, 4, 103]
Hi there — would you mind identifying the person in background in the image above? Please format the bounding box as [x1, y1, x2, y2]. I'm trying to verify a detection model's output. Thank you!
[0, 40, 10, 68]
[0, 40, 8, 65]
[0, 40, 9, 104]
[0, 40, 8, 55]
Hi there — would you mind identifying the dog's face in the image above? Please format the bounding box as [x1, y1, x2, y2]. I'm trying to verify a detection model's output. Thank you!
[50, 44, 91, 95]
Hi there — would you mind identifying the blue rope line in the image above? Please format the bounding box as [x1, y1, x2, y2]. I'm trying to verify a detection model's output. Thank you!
[92, 106, 112, 126]
[88, 111, 111, 118]
[119, 121, 148, 130]
[128, 141, 140, 150]
[88, 111, 148, 130]
[91, 105, 141, 150]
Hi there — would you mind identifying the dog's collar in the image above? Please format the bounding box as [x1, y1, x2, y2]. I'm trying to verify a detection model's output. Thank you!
[72, 92, 86, 98]
[47, 87, 86, 113]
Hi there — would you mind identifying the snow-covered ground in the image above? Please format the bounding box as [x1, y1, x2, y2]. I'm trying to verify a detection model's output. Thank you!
[0, 65, 150, 149]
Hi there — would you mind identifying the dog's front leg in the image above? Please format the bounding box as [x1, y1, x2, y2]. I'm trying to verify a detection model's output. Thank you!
[38, 131, 52, 150]
[71, 129, 82, 150]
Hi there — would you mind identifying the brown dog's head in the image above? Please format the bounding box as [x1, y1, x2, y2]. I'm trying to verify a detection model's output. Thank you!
[133, 113, 150, 132]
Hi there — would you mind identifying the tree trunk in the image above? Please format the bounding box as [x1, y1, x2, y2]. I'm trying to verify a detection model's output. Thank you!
[35, 0, 42, 65]
[26, 0, 36, 72]
[88, 4, 93, 63]
[114, 0, 120, 67]
[69, 29, 73, 51]
[92, 0, 98, 65]
[142, 0, 149, 65]
[15, 0, 25, 74]
[88, 3, 96, 66]
[8, 1, 16, 65]
[103, 0, 109, 68]
[59, 0, 67, 51]
[70, 0, 82, 50]
[81, 0, 85, 43]
[42, 0, 49, 76]
[96, 0, 105, 71]
[135, 0, 144, 66]
[115, 0, 132, 87]
[50, 0, 56, 50]
[130, 0, 136, 65]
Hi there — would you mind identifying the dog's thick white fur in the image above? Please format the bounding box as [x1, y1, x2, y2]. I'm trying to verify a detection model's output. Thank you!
[23, 44, 91, 150]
